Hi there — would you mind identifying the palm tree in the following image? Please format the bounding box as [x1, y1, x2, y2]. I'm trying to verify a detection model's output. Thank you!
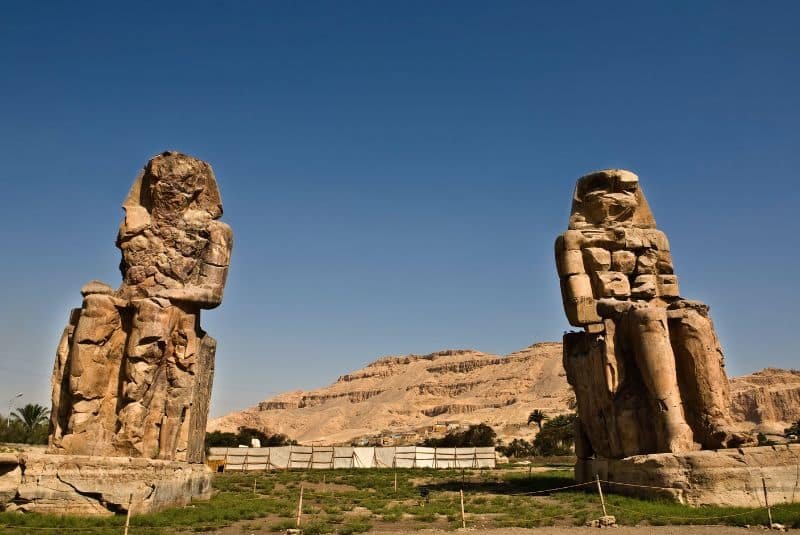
[527, 409, 548, 431]
[11, 403, 49, 433]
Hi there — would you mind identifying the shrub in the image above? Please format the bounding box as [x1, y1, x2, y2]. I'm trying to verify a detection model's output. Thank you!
[497, 438, 536, 458]
[205, 427, 297, 449]
[420, 423, 496, 447]
[532, 413, 576, 456]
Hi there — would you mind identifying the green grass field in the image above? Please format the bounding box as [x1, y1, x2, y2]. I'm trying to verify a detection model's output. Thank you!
[1, 466, 798, 533]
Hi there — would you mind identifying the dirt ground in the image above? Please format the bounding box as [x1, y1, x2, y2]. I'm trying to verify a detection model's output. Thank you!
[215, 522, 783, 535]
[373, 529, 778, 535]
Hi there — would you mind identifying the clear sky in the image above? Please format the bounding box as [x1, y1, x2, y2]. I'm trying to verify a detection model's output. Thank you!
[1, 1, 798, 418]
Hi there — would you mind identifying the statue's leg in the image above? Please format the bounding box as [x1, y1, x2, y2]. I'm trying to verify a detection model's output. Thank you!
[563, 330, 627, 458]
[116, 298, 176, 458]
[668, 304, 752, 448]
[58, 294, 125, 455]
[48, 308, 80, 449]
[158, 311, 198, 460]
[627, 306, 696, 453]
[186, 333, 216, 463]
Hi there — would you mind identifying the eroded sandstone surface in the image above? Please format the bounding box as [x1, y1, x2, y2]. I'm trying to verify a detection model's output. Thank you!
[582, 444, 800, 507]
[730, 368, 800, 434]
[555, 169, 751, 458]
[49, 152, 233, 462]
[1, 453, 212, 515]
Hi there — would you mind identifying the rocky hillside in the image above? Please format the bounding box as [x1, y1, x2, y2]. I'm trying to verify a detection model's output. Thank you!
[209, 343, 800, 444]
[729, 368, 800, 434]
[209, 343, 573, 444]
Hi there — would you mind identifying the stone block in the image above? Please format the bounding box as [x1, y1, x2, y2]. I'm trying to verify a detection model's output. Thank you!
[565, 273, 593, 299]
[562, 230, 584, 250]
[635, 250, 658, 274]
[556, 248, 585, 277]
[2, 453, 212, 516]
[616, 228, 647, 249]
[644, 229, 670, 251]
[611, 250, 636, 274]
[562, 274, 600, 325]
[582, 247, 611, 271]
[657, 250, 674, 274]
[575, 445, 800, 507]
[658, 274, 680, 297]
[564, 297, 601, 325]
[0, 455, 21, 507]
[631, 274, 657, 298]
[592, 271, 631, 298]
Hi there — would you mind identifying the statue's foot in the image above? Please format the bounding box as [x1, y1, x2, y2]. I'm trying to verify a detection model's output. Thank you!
[703, 418, 757, 449]
[709, 428, 755, 449]
[664, 421, 698, 453]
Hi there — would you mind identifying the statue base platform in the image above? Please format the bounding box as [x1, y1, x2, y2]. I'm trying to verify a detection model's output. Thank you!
[576, 444, 800, 507]
[0, 452, 212, 516]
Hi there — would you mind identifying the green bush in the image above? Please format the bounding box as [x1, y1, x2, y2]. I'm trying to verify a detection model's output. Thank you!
[497, 438, 536, 458]
[420, 423, 496, 447]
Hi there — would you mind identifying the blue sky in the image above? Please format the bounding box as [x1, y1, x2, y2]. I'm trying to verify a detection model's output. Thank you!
[1, 1, 798, 418]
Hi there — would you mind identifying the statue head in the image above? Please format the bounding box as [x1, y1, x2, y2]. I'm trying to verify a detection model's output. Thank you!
[122, 151, 223, 224]
[568, 169, 655, 229]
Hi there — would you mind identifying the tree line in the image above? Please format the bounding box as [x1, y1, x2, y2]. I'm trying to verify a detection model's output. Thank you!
[205, 427, 297, 449]
[203, 416, 580, 458]
[0, 403, 50, 445]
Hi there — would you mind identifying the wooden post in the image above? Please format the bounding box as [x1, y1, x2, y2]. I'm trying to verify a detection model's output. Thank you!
[123, 493, 133, 535]
[762, 476, 773, 527]
[460, 489, 466, 529]
[595, 474, 607, 517]
[296, 484, 304, 527]
[253, 477, 257, 494]
[394, 471, 398, 492]
[528, 465, 532, 478]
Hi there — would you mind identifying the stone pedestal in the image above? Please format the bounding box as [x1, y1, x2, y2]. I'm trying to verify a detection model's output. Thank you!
[576, 444, 800, 507]
[0, 453, 212, 516]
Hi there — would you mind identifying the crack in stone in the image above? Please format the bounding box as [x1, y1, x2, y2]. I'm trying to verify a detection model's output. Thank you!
[54, 472, 123, 514]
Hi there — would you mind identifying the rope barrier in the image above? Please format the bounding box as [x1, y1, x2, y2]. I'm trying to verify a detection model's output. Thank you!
[599, 479, 676, 490]
[508, 479, 596, 495]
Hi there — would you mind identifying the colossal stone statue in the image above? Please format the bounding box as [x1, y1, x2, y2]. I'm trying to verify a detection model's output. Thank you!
[49, 152, 232, 463]
[556, 169, 749, 460]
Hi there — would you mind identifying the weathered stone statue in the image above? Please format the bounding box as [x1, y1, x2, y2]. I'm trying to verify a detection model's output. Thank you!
[556, 169, 748, 460]
[49, 151, 233, 463]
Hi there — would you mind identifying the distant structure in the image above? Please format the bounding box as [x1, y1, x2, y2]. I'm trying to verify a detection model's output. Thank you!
[554, 169, 748, 460]
[49, 151, 233, 463]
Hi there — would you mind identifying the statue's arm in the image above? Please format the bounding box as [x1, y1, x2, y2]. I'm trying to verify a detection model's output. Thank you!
[157, 221, 233, 309]
[555, 231, 601, 326]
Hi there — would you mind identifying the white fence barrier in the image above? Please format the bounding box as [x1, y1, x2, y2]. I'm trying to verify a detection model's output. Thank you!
[208, 445, 495, 471]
